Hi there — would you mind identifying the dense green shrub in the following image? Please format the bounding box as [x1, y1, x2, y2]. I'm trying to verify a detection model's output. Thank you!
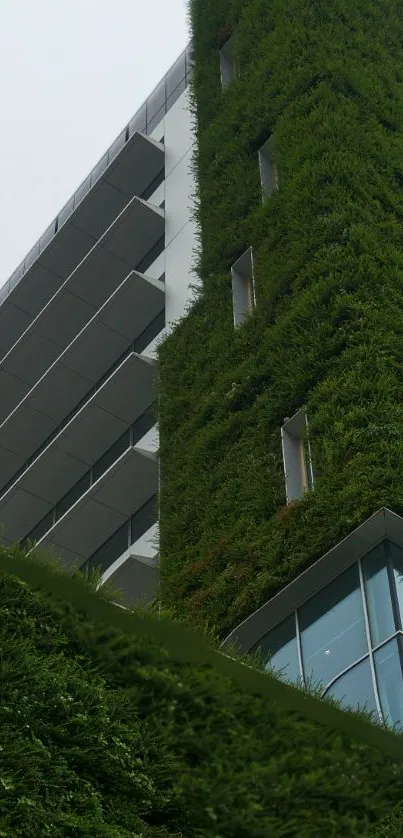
[2, 556, 403, 837]
[0, 564, 178, 837]
[158, 0, 403, 637]
[365, 801, 403, 836]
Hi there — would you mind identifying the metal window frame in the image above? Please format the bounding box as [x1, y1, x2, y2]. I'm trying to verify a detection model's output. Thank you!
[281, 408, 314, 504]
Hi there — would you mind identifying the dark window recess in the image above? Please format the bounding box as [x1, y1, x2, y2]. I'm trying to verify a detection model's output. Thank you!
[83, 496, 157, 578]
[86, 522, 130, 575]
[21, 509, 54, 549]
[135, 235, 165, 275]
[130, 495, 157, 545]
[92, 429, 131, 483]
[132, 407, 156, 446]
[80, 559, 90, 578]
[55, 472, 91, 521]
[158, 272, 165, 283]
[134, 308, 165, 353]
[140, 167, 165, 202]
[159, 200, 165, 209]
[185, 44, 194, 75]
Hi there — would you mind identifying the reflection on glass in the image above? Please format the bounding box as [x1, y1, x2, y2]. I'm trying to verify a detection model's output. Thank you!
[362, 543, 395, 646]
[129, 103, 147, 137]
[166, 53, 186, 96]
[166, 78, 186, 112]
[374, 637, 403, 729]
[389, 542, 403, 630]
[255, 614, 300, 684]
[147, 106, 166, 135]
[325, 658, 377, 715]
[299, 564, 367, 688]
[147, 79, 165, 122]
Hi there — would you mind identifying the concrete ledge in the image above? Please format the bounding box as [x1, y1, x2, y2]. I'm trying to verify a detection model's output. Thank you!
[30, 446, 157, 570]
[0, 353, 156, 543]
[0, 271, 164, 492]
[0, 133, 165, 356]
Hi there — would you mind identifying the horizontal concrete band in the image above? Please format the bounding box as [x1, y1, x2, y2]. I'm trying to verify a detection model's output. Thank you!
[0, 198, 165, 424]
[0, 352, 157, 544]
[0, 270, 164, 494]
[0, 133, 165, 357]
[30, 445, 157, 570]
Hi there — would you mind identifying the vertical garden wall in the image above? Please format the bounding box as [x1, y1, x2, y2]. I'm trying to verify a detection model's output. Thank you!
[158, 0, 403, 637]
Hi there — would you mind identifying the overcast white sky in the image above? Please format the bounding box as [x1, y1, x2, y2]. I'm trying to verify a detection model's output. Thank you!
[0, 0, 189, 287]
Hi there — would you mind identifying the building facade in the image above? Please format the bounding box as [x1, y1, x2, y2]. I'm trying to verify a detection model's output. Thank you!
[0, 44, 196, 607]
[3, 0, 403, 740]
[157, 0, 403, 733]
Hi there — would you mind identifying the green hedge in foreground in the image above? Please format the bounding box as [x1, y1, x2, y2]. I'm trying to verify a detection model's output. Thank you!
[1, 554, 403, 838]
[365, 801, 403, 837]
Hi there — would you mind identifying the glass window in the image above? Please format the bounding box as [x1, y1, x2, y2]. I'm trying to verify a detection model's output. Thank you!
[374, 637, 403, 729]
[55, 472, 91, 521]
[389, 542, 403, 630]
[147, 79, 166, 123]
[362, 543, 395, 646]
[299, 564, 367, 688]
[58, 196, 75, 229]
[108, 130, 126, 164]
[185, 44, 194, 75]
[24, 242, 40, 272]
[166, 53, 186, 97]
[74, 174, 91, 208]
[147, 105, 166, 135]
[92, 429, 131, 483]
[254, 614, 301, 684]
[129, 103, 147, 137]
[140, 167, 164, 202]
[130, 495, 157, 545]
[132, 409, 155, 446]
[134, 308, 165, 354]
[136, 235, 165, 274]
[87, 522, 129, 575]
[91, 153, 108, 186]
[9, 262, 24, 290]
[23, 510, 54, 547]
[39, 221, 56, 253]
[325, 658, 377, 715]
[166, 78, 186, 112]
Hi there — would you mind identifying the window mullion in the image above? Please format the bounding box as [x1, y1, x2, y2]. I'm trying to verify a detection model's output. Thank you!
[295, 609, 305, 688]
[358, 556, 383, 722]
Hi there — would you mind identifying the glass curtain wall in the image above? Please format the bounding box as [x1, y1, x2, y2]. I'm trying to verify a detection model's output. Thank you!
[253, 540, 403, 728]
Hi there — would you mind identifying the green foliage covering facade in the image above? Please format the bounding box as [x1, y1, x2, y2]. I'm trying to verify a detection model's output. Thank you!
[158, 0, 403, 640]
[1, 556, 403, 837]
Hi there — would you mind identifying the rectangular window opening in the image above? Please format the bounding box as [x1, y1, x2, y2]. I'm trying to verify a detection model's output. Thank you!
[231, 246, 255, 327]
[219, 35, 237, 89]
[281, 409, 314, 504]
[258, 136, 279, 201]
